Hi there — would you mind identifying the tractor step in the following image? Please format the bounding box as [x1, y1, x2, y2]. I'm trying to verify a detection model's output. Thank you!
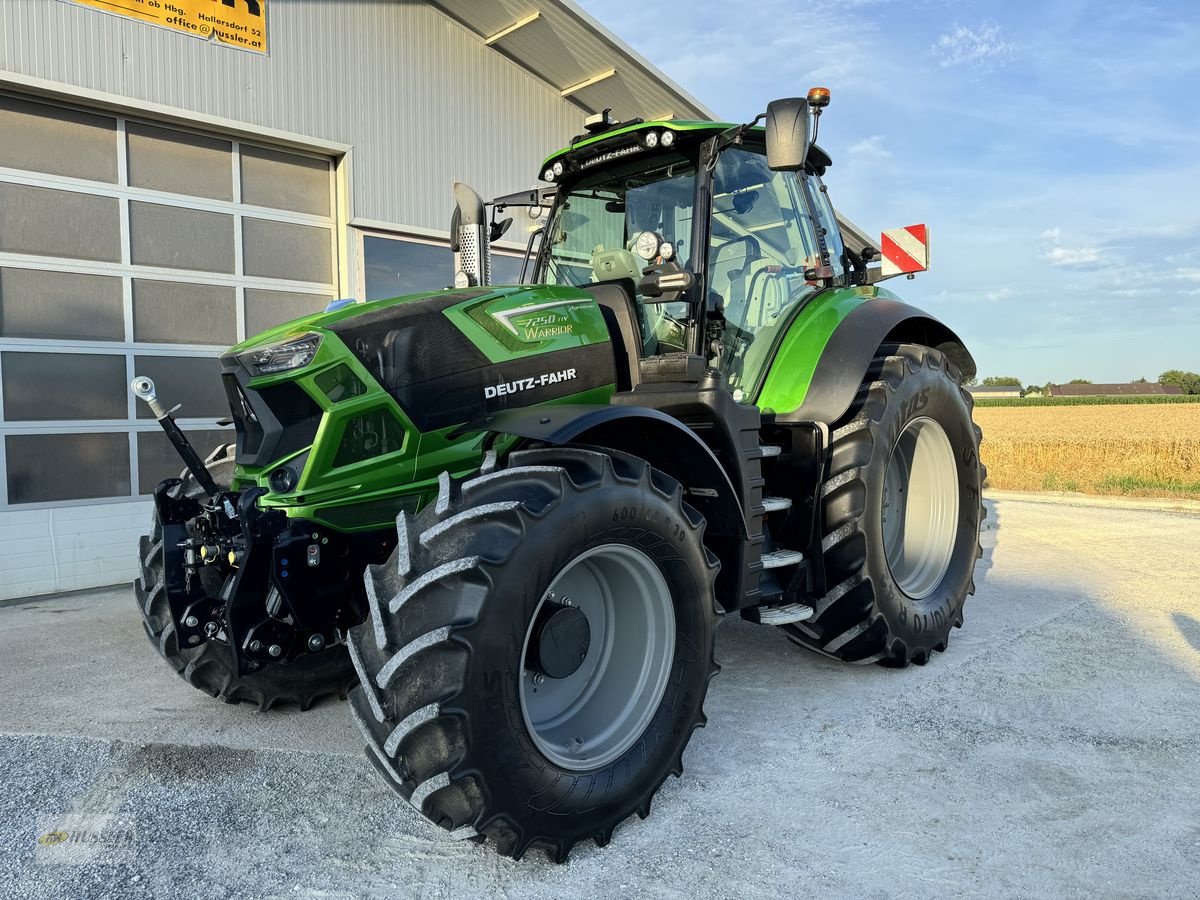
[762, 496, 792, 513]
[760, 444, 782, 458]
[761, 548, 804, 569]
[755, 602, 815, 626]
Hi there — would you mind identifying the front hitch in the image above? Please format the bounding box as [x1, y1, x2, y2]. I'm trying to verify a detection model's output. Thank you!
[130, 375, 221, 497]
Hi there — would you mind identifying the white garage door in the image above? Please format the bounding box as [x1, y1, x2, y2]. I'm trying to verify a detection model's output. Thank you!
[0, 92, 339, 596]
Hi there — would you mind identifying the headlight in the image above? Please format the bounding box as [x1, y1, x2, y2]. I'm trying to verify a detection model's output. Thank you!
[660, 129, 675, 147]
[552, 160, 564, 176]
[543, 167, 556, 182]
[644, 131, 659, 148]
[239, 333, 322, 376]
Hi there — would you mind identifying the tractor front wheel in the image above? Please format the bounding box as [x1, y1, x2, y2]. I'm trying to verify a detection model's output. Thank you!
[346, 447, 719, 861]
[783, 343, 985, 666]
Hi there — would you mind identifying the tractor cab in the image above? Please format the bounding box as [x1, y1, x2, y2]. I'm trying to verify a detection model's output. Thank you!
[477, 90, 892, 405]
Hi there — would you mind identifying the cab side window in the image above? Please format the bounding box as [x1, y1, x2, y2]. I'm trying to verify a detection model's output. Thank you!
[707, 148, 824, 394]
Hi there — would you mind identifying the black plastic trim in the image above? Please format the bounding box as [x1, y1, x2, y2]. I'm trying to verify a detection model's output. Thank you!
[480, 403, 747, 542]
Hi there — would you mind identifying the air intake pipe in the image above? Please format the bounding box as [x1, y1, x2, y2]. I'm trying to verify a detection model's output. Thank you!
[450, 182, 489, 288]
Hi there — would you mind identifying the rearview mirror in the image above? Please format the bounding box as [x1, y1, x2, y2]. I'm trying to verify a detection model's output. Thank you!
[489, 217, 513, 243]
[764, 98, 811, 171]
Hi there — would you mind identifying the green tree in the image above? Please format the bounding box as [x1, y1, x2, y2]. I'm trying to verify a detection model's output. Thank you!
[1023, 384, 1043, 395]
[1069, 378, 1092, 384]
[1159, 370, 1200, 394]
[1132, 377, 1148, 384]
[982, 376, 1022, 386]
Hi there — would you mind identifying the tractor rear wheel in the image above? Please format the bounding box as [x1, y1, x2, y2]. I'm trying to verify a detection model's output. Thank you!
[346, 447, 719, 861]
[134, 443, 357, 709]
[782, 343, 985, 665]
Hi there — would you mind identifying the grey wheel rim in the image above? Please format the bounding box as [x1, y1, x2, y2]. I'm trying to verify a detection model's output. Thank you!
[881, 416, 960, 599]
[519, 543, 675, 772]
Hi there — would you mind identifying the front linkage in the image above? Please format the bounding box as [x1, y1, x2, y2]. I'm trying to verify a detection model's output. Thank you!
[135, 376, 390, 675]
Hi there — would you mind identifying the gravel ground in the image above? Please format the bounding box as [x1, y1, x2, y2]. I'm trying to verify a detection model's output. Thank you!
[1, 495, 1199, 899]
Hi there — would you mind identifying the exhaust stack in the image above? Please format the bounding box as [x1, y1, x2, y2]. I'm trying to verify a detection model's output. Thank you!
[451, 182, 489, 288]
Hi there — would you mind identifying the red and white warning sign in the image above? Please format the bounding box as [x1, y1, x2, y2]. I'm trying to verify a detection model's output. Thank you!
[880, 224, 930, 277]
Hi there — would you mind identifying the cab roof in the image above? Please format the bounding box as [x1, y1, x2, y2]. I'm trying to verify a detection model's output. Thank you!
[538, 119, 832, 182]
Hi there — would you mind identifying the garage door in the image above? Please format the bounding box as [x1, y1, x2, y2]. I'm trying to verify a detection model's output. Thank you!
[0, 92, 339, 513]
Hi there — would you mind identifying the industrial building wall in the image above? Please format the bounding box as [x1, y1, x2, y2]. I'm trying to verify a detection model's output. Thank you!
[0, 0, 589, 598]
[0, 0, 583, 233]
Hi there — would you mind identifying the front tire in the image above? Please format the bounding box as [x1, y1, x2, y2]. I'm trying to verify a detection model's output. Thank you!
[783, 343, 985, 666]
[347, 447, 719, 861]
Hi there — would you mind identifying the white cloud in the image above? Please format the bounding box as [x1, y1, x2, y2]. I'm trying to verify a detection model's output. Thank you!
[847, 135, 892, 161]
[1043, 246, 1103, 266]
[932, 23, 1015, 69]
[1039, 227, 1103, 267]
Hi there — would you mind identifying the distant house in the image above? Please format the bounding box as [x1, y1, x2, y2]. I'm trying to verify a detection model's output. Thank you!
[966, 385, 1023, 399]
[1047, 383, 1185, 397]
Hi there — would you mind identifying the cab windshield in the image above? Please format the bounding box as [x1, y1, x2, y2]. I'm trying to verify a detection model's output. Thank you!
[540, 156, 696, 354]
[542, 156, 696, 286]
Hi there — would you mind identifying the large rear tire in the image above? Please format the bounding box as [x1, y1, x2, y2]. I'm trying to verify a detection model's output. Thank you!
[347, 447, 719, 861]
[134, 444, 357, 709]
[783, 343, 985, 666]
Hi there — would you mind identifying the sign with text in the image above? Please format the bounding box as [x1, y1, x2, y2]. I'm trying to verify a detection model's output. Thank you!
[62, 0, 268, 54]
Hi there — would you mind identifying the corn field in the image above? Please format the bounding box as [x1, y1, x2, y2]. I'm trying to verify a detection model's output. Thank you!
[973, 404, 1200, 498]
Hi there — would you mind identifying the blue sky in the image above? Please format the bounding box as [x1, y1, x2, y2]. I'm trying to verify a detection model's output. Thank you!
[578, 0, 1200, 384]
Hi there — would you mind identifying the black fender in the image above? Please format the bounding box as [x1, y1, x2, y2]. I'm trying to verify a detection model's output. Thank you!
[777, 298, 976, 425]
[480, 404, 747, 539]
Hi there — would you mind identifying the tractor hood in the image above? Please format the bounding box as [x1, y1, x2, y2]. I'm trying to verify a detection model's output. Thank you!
[221, 284, 618, 468]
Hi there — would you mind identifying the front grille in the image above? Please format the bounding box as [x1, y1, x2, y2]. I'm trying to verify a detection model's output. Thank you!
[221, 368, 323, 467]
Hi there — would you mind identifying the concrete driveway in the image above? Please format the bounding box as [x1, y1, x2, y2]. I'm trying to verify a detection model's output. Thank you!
[1, 495, 1199, 899]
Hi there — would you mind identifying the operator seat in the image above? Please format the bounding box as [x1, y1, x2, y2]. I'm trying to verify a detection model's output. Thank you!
[582, 278, 642, 391]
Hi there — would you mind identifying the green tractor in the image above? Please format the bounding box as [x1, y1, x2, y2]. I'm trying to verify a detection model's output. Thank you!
[133, 90, 984, 861]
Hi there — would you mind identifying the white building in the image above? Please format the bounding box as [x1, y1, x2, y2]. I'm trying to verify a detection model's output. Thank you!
[0, 0, 713, 598]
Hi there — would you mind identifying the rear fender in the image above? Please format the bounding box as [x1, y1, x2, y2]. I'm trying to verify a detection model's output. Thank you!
[481, 404, 747, 539]
[758, 290, 975, 425]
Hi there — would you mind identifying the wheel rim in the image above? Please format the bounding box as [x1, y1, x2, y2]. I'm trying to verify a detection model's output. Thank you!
[519, 543, 675, 772]
[881, 416, 960, 599]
